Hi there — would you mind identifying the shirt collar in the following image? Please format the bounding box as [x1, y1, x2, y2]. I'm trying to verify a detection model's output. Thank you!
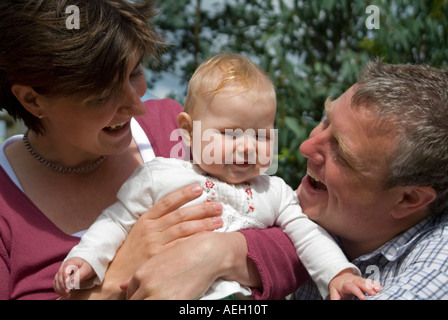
[355, 208, 448, 263]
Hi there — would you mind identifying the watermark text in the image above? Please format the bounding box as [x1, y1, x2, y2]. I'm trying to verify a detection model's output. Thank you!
[365, 5, 380, 30]
[170, 121, 279, 175]
[65, 5, 80, 30]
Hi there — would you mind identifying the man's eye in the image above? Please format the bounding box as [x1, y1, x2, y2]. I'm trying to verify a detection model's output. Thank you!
[332, 146, 350, 167]
[321, 118, 330, 129]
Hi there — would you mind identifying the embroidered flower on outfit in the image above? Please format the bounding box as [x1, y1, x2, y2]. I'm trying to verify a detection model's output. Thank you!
[203, 178, 256, 214]
[244, 182, 255, 214]
[204, 179, 216, 202]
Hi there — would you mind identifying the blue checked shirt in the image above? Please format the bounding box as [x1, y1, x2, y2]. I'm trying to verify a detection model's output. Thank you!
[294, 208, 448, 300]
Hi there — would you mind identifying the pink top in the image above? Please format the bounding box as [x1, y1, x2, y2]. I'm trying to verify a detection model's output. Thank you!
[241, 228, 308, 300]
[0, 99, 304, 300]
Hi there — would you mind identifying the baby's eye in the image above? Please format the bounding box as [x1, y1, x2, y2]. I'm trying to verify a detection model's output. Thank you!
[223, 130, 241, 138]
[256, 129, 272, 140]
[256, 133, 267, 140]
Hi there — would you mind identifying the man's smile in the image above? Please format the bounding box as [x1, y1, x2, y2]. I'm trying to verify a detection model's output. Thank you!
[307, 170, 328, 192]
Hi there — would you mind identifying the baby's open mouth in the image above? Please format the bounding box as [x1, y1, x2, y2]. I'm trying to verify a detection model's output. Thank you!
[308, 171, 328, 191]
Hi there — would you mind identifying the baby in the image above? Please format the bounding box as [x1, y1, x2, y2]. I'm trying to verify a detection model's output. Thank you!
[54, 53, 381, 300]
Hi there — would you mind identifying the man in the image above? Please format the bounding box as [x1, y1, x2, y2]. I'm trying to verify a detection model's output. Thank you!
[295, 60, 448, 299]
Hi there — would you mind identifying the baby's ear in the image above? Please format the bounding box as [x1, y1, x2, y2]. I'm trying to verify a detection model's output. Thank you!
[177, 112, 193, 146]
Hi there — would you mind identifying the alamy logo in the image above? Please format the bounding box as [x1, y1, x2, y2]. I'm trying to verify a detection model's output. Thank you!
[65, 5, 80, 30]
[169, 122, 279, 175]
[365, 5, 380, 30]
[64, 5, 381, 32]
[366, 265, 381, 290]
[64, 265, 80, 290]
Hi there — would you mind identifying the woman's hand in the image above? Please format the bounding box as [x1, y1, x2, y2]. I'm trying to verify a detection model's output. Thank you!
[121, 231, 259, 300]
[69, 184, 223, 299]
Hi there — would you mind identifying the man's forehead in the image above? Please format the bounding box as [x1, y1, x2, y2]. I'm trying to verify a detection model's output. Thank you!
[324, 97, 333, 118]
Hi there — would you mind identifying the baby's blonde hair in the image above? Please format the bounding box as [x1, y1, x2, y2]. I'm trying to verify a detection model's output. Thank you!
[184, 53, 276, 113]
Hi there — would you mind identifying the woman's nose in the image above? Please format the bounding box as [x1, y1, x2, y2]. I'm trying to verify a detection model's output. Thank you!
[118, 82, 146, 117]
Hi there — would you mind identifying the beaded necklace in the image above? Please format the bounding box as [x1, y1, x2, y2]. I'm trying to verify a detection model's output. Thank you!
[23, 130, 107, 174]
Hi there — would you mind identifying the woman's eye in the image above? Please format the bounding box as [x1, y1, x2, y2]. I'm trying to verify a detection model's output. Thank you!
[96, 91, 112, 103]
[130, 66, 144, 78]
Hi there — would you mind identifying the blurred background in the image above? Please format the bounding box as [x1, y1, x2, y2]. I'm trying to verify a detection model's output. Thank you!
[2, 0, 447, 189]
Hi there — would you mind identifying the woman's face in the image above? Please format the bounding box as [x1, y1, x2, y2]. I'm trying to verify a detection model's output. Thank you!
[37, 52, 147, 159]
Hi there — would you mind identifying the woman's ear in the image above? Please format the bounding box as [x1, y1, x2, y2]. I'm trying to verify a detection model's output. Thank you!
[391, 185, 437, 220]
[177, 112, 193, 146]
[11, 84, 44, 118]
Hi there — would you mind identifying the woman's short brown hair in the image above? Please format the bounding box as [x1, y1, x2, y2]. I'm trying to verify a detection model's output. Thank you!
[0, 0, 164, 133]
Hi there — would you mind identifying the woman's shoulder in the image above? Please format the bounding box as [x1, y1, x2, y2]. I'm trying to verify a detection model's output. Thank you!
[0, 135, 23, 188]
[143, 98, 183, 118]
[136, 98, 184, 158]
[137, 98, 183, 128]
[144, 98, 183, 108]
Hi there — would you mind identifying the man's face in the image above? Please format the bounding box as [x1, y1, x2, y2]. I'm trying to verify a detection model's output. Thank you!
[297, 86, 402, 250]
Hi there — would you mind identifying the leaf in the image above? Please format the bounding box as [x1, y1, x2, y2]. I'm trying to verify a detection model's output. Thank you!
[284, 116, 307, 141]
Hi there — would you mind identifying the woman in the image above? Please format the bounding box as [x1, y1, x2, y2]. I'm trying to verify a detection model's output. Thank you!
[0, 0, 304, 299]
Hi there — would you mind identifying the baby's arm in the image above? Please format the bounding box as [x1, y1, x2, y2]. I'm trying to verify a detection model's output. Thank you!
[272, 179, 366, 298]
[54, 257, 96, 298]
[329, 269, 382, 300]
[62, 164, 157, 286]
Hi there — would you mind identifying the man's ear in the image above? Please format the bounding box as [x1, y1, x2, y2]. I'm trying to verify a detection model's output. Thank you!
[177, 112, 193, 146]
[11, 84, 44, 118]
[391, 186, 437, 219]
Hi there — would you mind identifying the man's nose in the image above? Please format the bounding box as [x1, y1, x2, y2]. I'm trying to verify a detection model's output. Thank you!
[299, 127, 326, 166]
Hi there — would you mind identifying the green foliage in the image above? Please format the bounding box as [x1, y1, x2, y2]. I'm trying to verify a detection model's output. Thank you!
[149, 0, 448, 188]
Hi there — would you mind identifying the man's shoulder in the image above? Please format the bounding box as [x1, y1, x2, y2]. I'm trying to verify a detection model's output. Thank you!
[408, 210, 448, 260]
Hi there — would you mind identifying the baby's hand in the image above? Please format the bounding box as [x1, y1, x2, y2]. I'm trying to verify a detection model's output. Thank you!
[329, 269, 382, 300]
[53, 257, 95, 299]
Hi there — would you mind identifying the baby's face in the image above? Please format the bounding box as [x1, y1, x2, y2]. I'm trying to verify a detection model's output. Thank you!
[190, 90, 276, 184]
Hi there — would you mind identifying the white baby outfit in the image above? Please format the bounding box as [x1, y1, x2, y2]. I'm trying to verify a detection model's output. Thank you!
[66, 157, 357, 299]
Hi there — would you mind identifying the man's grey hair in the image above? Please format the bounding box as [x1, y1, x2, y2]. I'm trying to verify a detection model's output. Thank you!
[352, 59, 448, 214]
